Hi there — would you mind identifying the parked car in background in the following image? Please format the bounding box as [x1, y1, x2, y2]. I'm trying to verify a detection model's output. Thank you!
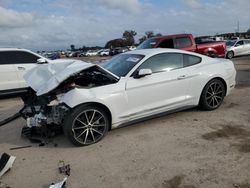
[68, 51, 81, 57]
[21, 48, 236, 146]
[137, 34, 226, 58]
[226, 39, 250, 59]
[46, 52, 60, 60]
[128, 46, 137, 51]
[99, 49, 110, 56]
[0, 48, 81, 96]
[0, 48, 49, 96]
[109, 47, 129, 56]
[79, 52, 86, 57]
[85, 50, 98, 56]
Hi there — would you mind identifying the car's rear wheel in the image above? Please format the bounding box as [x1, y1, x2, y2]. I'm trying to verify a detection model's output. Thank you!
[226, 51, 234, 59]
[199, 79, 226, 110]
[63, 104, 110, 146]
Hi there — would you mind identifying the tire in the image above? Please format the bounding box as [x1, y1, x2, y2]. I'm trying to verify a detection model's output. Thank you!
[63, 104, 110, 146]
[199, 79, 226, 110]
[226, 51, 234, 59]
[207, 52, 215, 58]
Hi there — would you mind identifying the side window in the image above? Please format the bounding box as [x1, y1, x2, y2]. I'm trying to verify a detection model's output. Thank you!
[0, 51, 17, 65]
[175, 37, 192, 48]
[158, 39, 174, 48]
[0, 52, 7, 65]
[244, 40, 250, 44]
[236, 40, 244, 46]
[0, 51, 39, 64]
[138, 53, 183, 73]
[14, 51, 39, 64]
[184, 54, 201, 67]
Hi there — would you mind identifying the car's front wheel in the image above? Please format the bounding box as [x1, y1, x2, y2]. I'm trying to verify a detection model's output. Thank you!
[226, 51, 234, 59]
[199, 79, 226, 110]
[63, 104, 110, 146]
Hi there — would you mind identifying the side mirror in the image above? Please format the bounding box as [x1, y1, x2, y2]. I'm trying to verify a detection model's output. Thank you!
[37, 58, 47, 64]
[134, 69, 152, 79]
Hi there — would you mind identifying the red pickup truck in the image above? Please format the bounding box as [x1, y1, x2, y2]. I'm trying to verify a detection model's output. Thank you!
[137, 34, 226, 58]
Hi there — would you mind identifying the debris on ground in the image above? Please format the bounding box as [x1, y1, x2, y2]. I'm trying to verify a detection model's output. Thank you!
[58, 161, 70, 176]
[10, 145, 32, 150]
[49, 177, 67, 188]
[21, 125, 62, 147]
[0, 153, 16, 178]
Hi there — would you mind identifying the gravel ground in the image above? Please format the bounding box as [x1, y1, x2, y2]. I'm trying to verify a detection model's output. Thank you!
[0, 56, 250, 188]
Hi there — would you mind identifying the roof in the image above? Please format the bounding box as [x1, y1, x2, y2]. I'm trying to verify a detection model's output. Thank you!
[125, 48, 204, 58]
[0, 48, 31, 52]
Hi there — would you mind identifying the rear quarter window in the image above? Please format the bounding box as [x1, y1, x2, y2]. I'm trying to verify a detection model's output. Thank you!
[175, 37, 192, 48]
[184, 54, 201, 67]
[244, 40, 250, 44]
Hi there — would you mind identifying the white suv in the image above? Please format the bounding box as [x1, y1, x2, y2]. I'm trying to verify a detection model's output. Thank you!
[0, 48, 49, 96]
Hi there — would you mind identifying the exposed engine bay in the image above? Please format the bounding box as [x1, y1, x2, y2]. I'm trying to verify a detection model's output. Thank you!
[19, 66, 118, 139]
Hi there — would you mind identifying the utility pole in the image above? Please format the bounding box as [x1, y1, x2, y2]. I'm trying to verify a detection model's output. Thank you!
[237, 20, 240, 37]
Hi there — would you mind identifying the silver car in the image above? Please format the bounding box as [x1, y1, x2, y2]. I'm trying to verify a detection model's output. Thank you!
[226, 39, 250, 59]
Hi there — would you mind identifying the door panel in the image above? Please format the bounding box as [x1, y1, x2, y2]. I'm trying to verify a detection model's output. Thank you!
[123, 68, 190, 120]
[245, 43, 250, 54]
[11, 51, 39, 88]
[0, 65, 20, 90]
[14, 64, 37, 88]
[234, 41, 245, 56]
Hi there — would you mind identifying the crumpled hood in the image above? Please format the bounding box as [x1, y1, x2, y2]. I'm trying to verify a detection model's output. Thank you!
[24, 60, 95, 96]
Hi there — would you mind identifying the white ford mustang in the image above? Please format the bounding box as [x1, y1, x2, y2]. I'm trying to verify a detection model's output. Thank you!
[21, 49, 236, 146]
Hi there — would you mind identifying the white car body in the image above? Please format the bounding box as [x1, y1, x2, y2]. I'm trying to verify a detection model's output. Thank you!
[226, 39, 250, 58]
[22, 49, 236, 146]
[128, 46, 137, 51]
[99, 49, 110, 56]
[0, 48, 79, 96]
[85, 50, 98, 56]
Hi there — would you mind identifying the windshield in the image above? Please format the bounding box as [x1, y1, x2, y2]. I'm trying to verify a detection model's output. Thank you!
[103, 54, 144, 77]
[137, 38, 158, 49]
[226, 40, 236, 47]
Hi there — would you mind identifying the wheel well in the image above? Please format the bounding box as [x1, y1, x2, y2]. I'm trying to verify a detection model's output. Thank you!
[213, 77, 227, 94]
[203, 77, 227, 94]
[199, 77, 227, 104]
[74, 102, 112, 130]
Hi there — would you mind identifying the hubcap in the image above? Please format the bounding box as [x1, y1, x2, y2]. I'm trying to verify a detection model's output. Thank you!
[228, 52, 233, 59]
[205, 82, 223, 108]
[72, 110, 106, 145]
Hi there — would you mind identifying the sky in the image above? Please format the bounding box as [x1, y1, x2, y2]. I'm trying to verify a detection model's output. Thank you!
[0, 0, 249, 50]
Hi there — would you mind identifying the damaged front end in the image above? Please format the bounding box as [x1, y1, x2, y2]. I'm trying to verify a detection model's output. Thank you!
[20, 88, 70, 140]
[19, 61, 118, 141]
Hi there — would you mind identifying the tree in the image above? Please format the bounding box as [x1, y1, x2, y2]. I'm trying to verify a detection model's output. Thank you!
[155, 33, 162, 37]
[105, 38, 126, 48]
[138, 31, 163, 44]
[145, 31, 154, 39]
[122, 30, 137, 46]
[139, 36, 147, 44]
[70, 44, 75, 51]
[247, 28, 250, 34]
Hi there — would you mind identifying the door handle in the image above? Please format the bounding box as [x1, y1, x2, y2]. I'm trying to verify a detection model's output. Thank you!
[177, 75, 187, 80]
[18, 66, 26, 70]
